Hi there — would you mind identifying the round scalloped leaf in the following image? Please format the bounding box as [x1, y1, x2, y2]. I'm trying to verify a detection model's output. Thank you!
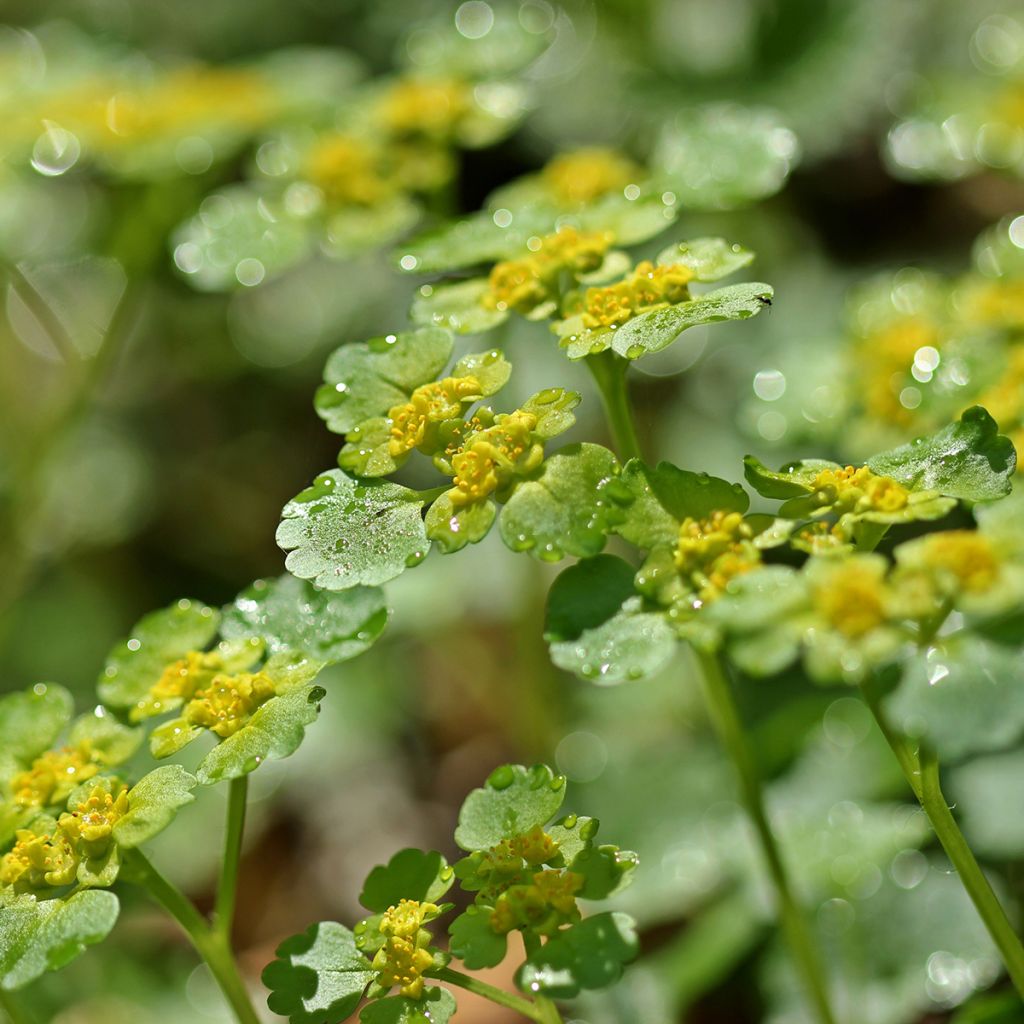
[195, 683, 327, 785]
[545, 555, 638, 644]
[451, 349, 512, 396]
[277, 471, 429, 591]
[885, 637, 1024, 762]
[112, 765, 198, 849]
[652, 105, 798, 210]
[571, 845, 639, 900]
[359, 987, 456, 1024]
[515, 911, 638, 999]
[410, 278, 508, 335]
[448, 906, 507, 969]
[314, 327, 453, 435]
[97, 600, 220, 710]
[0, 684, 74, 764]
[359, 849, 454, 913]
[424, 493, 496, 554]
[0, 889, 120, 991]
[656, 238, 755, 282]
[610, 283, 774, 360]
[866, 407, 1016, 502]
[499, 443, 628, 562]
[454, 764, 566, 852]
[616, 461, 749, 549]
[222, 574, 388, 665]
[263, 921, 375, 1024]
[546, 814, 600, 868]
[67, 711, 142, 768]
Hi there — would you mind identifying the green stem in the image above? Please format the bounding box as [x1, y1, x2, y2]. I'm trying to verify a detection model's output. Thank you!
[127, 850, 260, 1024]
[584, 351, 643, 462]
[861, 693, 1024, 997]
[516, 933, 564, 1023]
[0, 990, 33, 1024]
[434, 968, 547, 1021]
[695, 649, 837, 1024]
[214, 775, 248, 942]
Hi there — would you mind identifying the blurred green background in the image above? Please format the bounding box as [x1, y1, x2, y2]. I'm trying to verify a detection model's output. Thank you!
[2, 1, 1024, 1022]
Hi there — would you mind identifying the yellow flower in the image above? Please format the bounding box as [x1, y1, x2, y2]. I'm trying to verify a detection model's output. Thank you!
[674, 510, 762, 603]
[811, 560, 891, 638]
[449, 410, 539, 506]
[508, 825, 560, 866]
[58, 783, 130, 849]
[388, 376, 482, 457]
[377, 76, 471, 140]
[541, 147, 642, 205]
[380, 899, 440, 940]
[304, 134, 395, 207]
[133, 649, 227, 722]
[907, 530, 1000, 594]
[581, 261, 694, 330]
[373, 936, 435, 999]
[10, 745, 100, 809]
[531, 868, 583, 915]
[0, 825, 78, 890]
[810, 465, 909, 515]
[183, 671, 276, 738]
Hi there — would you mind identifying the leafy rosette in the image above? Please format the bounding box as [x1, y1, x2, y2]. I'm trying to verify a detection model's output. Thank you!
[553, 238, 772, 361]
[0, 685, 141, 848]
[263, 765, 638, 1023]
[96, 576, 388, 783]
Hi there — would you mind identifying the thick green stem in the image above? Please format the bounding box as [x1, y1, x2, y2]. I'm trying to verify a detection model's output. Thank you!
[0, 990, 33, 1024]
[434, 968, 547, 1021]
[862, 692, 1024, 997]
[584, 351, 643, 462]
[127, 850, 260, 1024]
[696, 650, 837, 1024]
[214, 776, 248, 942]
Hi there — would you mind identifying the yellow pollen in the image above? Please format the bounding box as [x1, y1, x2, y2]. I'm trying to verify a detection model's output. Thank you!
[373, 936, 435, 999]
[0, 825, 78, 890]
[448, 410, 538, 506]
[183, 671, 276, 737]
[59, 783, 130, 846]
[380, 899, 438, 939]
[134, 649, 227, 722]
[387, 376, 482, 457]
[674, 510, 761, 602]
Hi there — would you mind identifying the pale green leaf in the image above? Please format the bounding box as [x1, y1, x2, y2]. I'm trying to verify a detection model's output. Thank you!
[656, 238, 755, 282]
[0, 684, 74, 764]
[410, 278, 508, 335]
[113, 765, 198, 849]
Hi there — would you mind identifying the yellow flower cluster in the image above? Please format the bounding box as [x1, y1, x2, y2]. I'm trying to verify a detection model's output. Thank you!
[133, 649, 227, 721]
[811, 560, 892, 638]
[372, 899, 439, 999]
[448, 409, 541, 506]
[182, 671, 276, 738]
[581, 261, 694, 330]
[906, 530, 1000, 595]
[485, 227, 613, 315]
[810, 465, 909, 515]
[304, 134, 396, 207]
[376, 77, 471, 140]
[388, 376, 482, 457]
[9, 744, 100, 809]
[674, 510, 762, 603]
[540, 147, 641, 205]
[489, 868, 583, 935]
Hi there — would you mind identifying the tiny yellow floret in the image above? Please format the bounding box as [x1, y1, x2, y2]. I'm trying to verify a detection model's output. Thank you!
[11, 744, 100, 809]
[916, 530, 1000, 593]
[59, 783, 130, 849]
[183, 671, 276, 737]
[387, 376, 482, 457]
[541, 147, 642, 205]
[813, 562, 890, 638]
[581, 261, 693, 330]
[810, 465, 909, 515]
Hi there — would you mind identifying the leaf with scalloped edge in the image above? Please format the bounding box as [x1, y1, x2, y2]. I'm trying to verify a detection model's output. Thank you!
[67, 710, 142, 768]
[656, 238, 755, 282]
[97, 600, 220, 710]
[410, 278, 507, 335]
[112, 765, 198, 849]
[277, 470, 429, 591]
[314, 328, 453, 435]
[359, 849, 454, 913]
[0, 889, 120, 990]
[263, 921, 374, 1024]
[359, 988, 457, 1024]
[448, 906, 507, 969]
[0, 684, 74, 765]
[221, 574, 388, 664]
[455, 764, 566, 852]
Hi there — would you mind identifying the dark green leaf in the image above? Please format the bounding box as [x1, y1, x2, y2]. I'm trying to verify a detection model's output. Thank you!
[359, 988, 456, 1024]
[359, 850, 454, 913]
[448, 907, 507, 969]
[263, 921, 374, 1024]
[545, 555, 638, 642]
[277, 471, 429, 590]
[742, 456, 838, 499]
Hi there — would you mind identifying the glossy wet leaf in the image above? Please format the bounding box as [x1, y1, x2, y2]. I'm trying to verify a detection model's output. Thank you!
[610, 283, 774, 359]
[885, 636, 1024, 761]
[499, 443, 626, 561]
[867, 406, 1016, 502]
[314, 327, 453, 435]
[0, 684, 73, 764]
[516, 911, 638, 998]
[196, 683, 327, 785]
[616, 461, 749, 549]
[359, 987, 456, 1024]
[545, 555, 638, 642]
[67, 711, 143, 767]
[423, 493, 496, 554]
[359, 849, 454, 913]
[743, 456, 838, 500]
[112, 765, 198, 849]
[97, 599, 220, 710]
[410, 278, 507, 335]
[277, 470, 429, 590]
[0, 889, 120, 990]
[455, 764, 566, 851]
[448, 906, 507, 969]
[263, 921, 374, 1024]
[222, 574, 388, 664]
[656, 237, 755, 282]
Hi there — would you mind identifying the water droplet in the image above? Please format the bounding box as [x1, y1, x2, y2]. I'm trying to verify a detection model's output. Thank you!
[487, 765, 515, 790]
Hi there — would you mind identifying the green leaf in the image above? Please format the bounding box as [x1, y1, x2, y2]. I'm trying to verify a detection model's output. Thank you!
[885, 637, 1024, 761]
[522, 388, 581, 439]
[0, 684, 74, 764]
[743, 455, 837, 499]
[424, 493, 496, 554]
[656, 238, 755, 282]
[547, 815, 601, 868]
[652, 106, 798, 210]
[263, 921, 375, 1024]
[314, 328, 453, 435]
[448, 907, 507, 969]
[97, 599, 220, 710]
[67, 710, 142, 767]
[515, 911, 638, 998]
[499, 444, 627, 561]
[359, 849, 454, 913]
[866, 407, 1016, 501]
[545, 555, 638, 642]
[195, 684, 327, 785]
[571, 845, 639, 900]
[112, 765, 198, 849]
[277, 471, 429, 591]
[359, 988, 456, 1024]
[455, 764, 566, 852]
[610, 283, 774, 360]
[451, 349, 512, 396]
[0, 889, 120, 990]
[548, 598, 677, 685]
[616, 461, 749, 549]
[322, 198, 421, 261]
[222, 574, 388, 664]
[410, 278, 508, 335]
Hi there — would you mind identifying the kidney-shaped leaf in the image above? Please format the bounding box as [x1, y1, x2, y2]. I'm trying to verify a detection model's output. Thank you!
[448, 906, 507, 969]
[113, 765, 198, 849]
[359, 849, 454, 913]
